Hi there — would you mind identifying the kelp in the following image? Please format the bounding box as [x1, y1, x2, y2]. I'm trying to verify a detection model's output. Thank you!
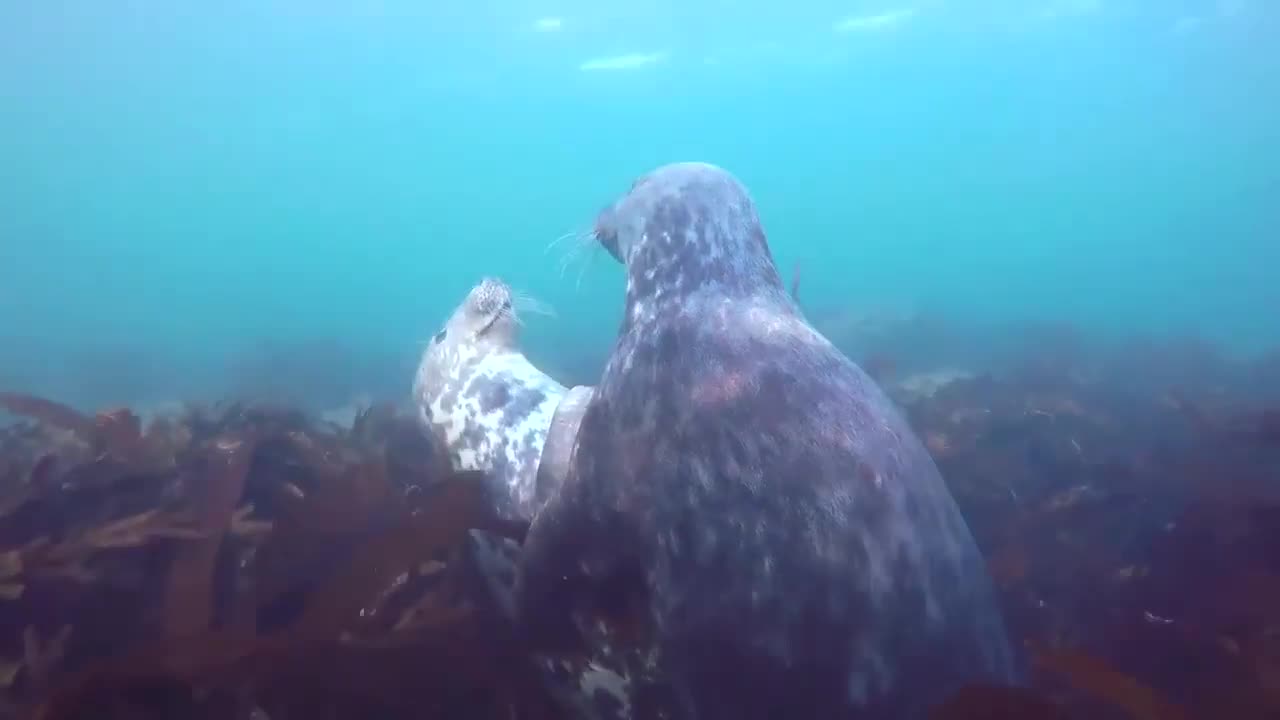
[882, 336, 1280, 720]
[0, 392, 545, 720]
[2, 326, 1279, 720]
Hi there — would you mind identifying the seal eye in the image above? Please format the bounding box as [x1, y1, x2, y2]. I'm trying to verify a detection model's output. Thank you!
[432, 329, 446, 344]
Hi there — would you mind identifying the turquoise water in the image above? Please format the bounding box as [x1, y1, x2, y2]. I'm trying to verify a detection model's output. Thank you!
[2, 0, 1277, 409]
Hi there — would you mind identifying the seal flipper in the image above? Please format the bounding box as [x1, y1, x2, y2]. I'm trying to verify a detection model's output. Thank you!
[535, 385, 594, 507]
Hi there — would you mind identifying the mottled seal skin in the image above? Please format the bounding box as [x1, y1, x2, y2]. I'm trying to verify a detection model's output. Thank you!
[412, 278, 637, 719]
[412, 277, 571, 524]
[514, 162, 1023, 720]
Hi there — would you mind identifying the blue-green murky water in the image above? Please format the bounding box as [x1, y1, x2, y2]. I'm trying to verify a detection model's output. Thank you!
[2, 0, 1277, 410]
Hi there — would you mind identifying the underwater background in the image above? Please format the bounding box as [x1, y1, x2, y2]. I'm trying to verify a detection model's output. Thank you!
[2, 3, 1280, 719]
[2, 0, 1278, 413]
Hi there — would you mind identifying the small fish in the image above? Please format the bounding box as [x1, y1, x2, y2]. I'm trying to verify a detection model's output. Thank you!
[789, 261, 801, 302]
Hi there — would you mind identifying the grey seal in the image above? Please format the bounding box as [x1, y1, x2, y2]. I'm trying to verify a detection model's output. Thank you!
[412, 277, 581, 524]
[513, 162, 1022, 720]
[412, 277, 636, 719]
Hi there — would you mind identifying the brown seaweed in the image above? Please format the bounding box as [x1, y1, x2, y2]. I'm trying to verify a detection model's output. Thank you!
[0, 393, 546, 720]
[3, 321, 1280, 720]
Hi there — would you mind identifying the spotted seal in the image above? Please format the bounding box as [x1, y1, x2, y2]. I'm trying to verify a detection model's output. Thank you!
[412, 277, 636, 719]
[513, 162, 1023, 720]
[412, 277, 577, 525]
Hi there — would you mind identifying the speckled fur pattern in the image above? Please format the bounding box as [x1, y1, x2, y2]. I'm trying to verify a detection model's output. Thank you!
[413, 278, 638, 720]
[514, 162, 1023, 720]
[412, 277, 567, 525]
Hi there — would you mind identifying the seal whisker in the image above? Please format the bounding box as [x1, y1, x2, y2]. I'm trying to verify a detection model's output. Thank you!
[512, 290, 558, 320]
[555, 242, 580, 279]
[561, 240, 590, 279]
[554, 228, 599, 284]
[571, 234, 601, 292]
[544, 230, 579, 257]
[574, 248, 592, 291]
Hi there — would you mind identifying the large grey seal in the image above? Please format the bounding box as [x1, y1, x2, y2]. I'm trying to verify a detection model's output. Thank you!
[513, 162, 1023, 720]
[412, 277, 638, 719]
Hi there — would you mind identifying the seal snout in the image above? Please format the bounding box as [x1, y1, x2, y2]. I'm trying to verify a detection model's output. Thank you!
[592, 205, 623, 262]
[471, 277, 514, 315]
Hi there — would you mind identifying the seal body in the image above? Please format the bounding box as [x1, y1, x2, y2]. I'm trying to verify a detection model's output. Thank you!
[413, 278, 637, 719]
[514, 163, 1022, 720]
[412, 277, 569, 524]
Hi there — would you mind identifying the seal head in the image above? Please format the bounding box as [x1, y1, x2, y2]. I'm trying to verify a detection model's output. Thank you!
[592, 163, 783, 314]
[516, 162, 1022, 720]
